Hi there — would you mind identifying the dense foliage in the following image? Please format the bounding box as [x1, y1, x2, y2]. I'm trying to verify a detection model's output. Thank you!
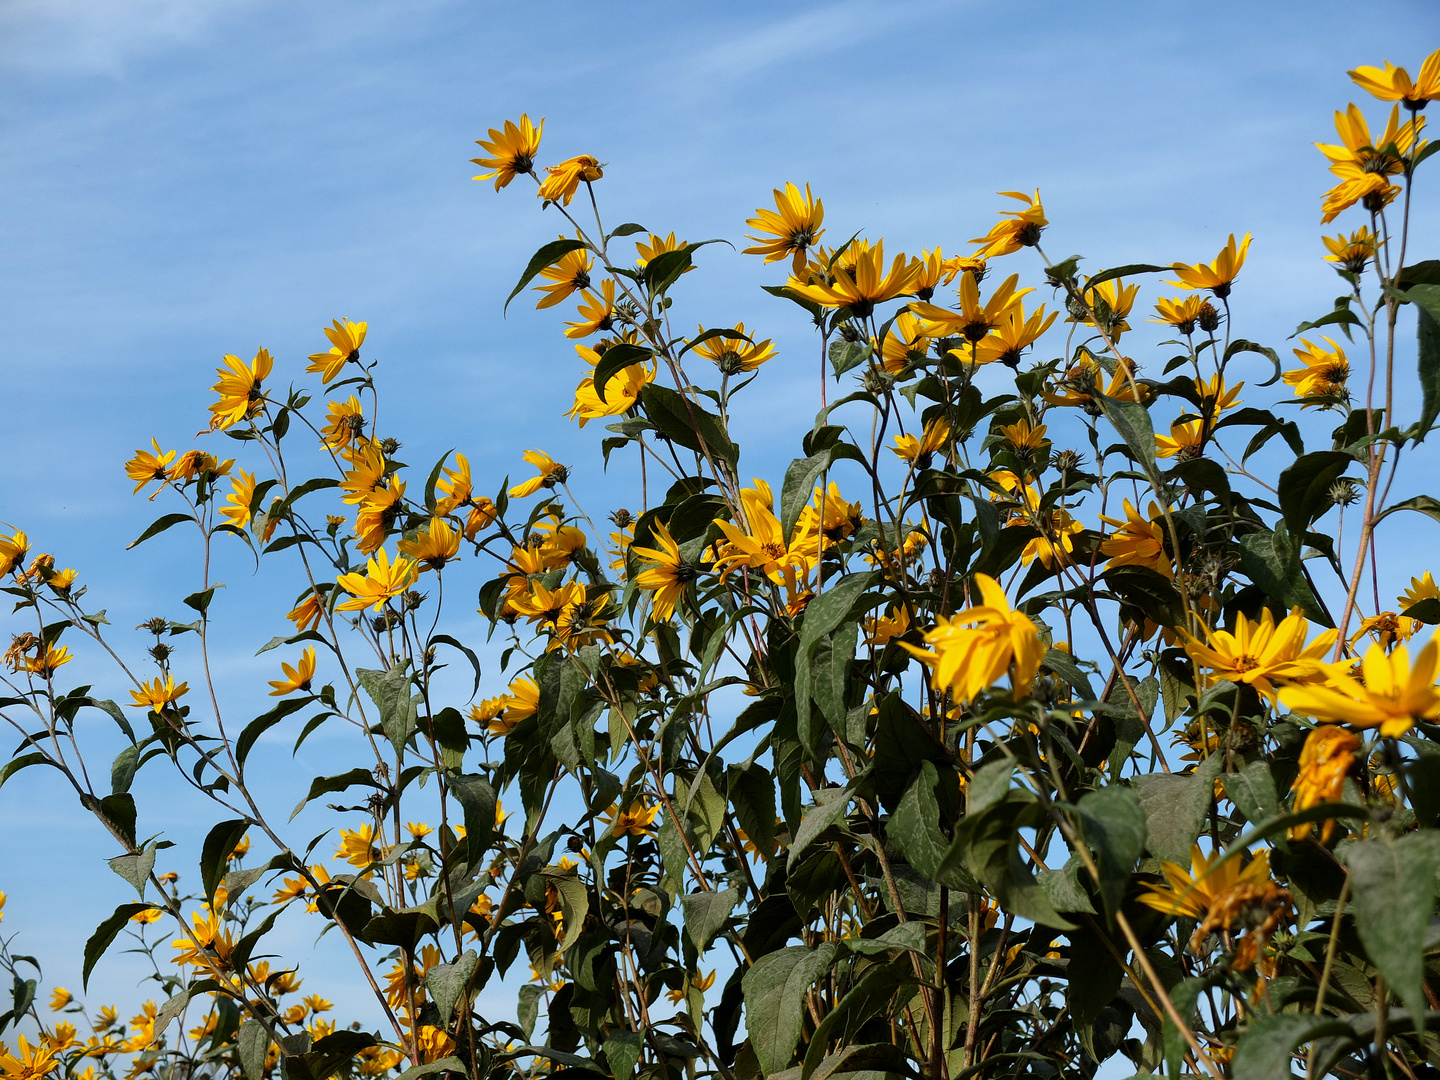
[5, 50, 1440, 1080]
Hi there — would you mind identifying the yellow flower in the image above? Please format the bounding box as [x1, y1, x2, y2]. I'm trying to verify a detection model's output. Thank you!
[1154, 419, 1204, 459]
[863, 606, 911, 647]
[321, 397, 365, 449]
[691, 323, 776, 375]
[336, 548, 419, 612]
[1193, 374, 1241, 414]
[336, 824, 380, 868]
[1151, 295, 1205, 334]
[287, 591, 324, 633]
[533, 244, 593, 309]
[912, 272, 1032, 348]
[1315, 105, 1424, 223]
[563, 279, 616, 339]
[1020, 508, 1082, 570]
[996, 417, 1050, 453]
[26, 643, 72, 679]
[470, 114, 543, 190]
[566, 343, 655, 426]
[1166, 233, 1251, 298]
[476, 678, 536, 736]
[0, 1035, 60, 1080]
[0, 531, 28, 578]
[712, 481, 815, 589]
[130, 907, 164, 924]
[1322, 226, 1379, 273]
[340, 440, 386, 504]
[1138, 845, 1289, 966]
[1185, 608, 1337, 701]
[508, 450, 567, 498]
[877, 311, 933, 374]
[1071, 277, 1137, 340]
[744, 182, 825, 274]
[632, 522, 696, 623]
[1400, 571, 1440, 610]
[602, 801, 659, 837]
[1290, 726, 1360, 842]
[129, 675, 189, 714]
[306, 319, 367, 383]
[208, 348, 273, 430]
[892, 416, 950, 466]
[634, 231, 688, 269]
[171, 909, 234, 969]
[397, 517, 461, 572]
[220, 469, 256, 530]
[48, 988, 72, 1011]
[786, 238, 921, 317]
[973, 300, 1057, 367]
[1099, 500, 1172, 579]
[353, 477, 405, 555]
[1281, 640, 1440, 737]
[536, 154, 602, 205]
[267, 648, 316, 696]
[970, 190, 1046, 259]
[125, 439, 177, 497]
[902, 573, 1044, 702]
[1284, 337, 1349, 401]
[1351, 611, 1420, 651]
[1349, 50, 1440, 109]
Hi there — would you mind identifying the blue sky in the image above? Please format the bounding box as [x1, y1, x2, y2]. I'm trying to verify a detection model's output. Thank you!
[2, 0, 1438, 1040]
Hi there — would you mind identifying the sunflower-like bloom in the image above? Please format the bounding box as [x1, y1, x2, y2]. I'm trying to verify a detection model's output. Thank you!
[470, 115, 543, 190]
[508, 450, 568, 498]
[711, 480, 815, 588]
[354, 477, 404, 555]
[321, 397, 365, 449]
[1322, 226, 1379, 274]
[172, 449, 232, 484]
[336, 824, 380, 868]
[1352, 611, 1420, 650]
[902, 573, 1044, 702]
[691, 322, 776, 375]
[336, 548, 419, 612]
[1154, 419, 1204, 459]
[564, 279, 616, 339]
[1041, 352, 1148, 411]
[1166, 233, 1251, 298]
[306, 319, 367, 383]
[1072, 277, 1137, 340]
[1099, 500, 1171, 579]
[1316, 105, 1426, 223]
[635, 231, 688, 270]
[1194, 373, 1242, 416]
[631, 522, 697, 623]
[1020, 508, 1083, 570]
[1290, 726, 1360, 842]
[970, 190, 1046, 259]
[1284, 337, 1350, 402]
[0, 531, 27, 578]
[1401, 572, 1440, 610]
[209, 348, 273, 430]
[130, 675, 189, 713]
[910, 247, 965, 301]
[877, 311, 933, 374]
[434, 453, 473, 515]
[1138, 845, 1290, 967]
[1185, 608, 1338, 701]
[913, 272, 1032, 348]
[536, 154, 602, 205]
[744, 182, 825, 274]
[602, 801, 659, 837]
[974, 300, 1057, 367]
[997, 417, 1050, 454]
[125, 439, 177, 497]
[471, 675, 539, 735]
[287, 591, 324, 632]
[1349, 50, 1440, 109]
[268, 648, 316, 696]
[0, 1036, 61, 1080]
[534, 244, 593, 309]
[220, 470, 256, 530]
[892, 416, 950, 467]
[785, 239, 920, 318]
[397, 516, 461, 572]
[1151, 295, 1205, 334]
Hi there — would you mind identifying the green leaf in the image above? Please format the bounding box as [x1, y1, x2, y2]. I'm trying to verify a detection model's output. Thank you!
[828, 340, 872, 378]
[110, 744, 140, 795]
[1163, 978, 1208, 1080]
[787, 784, 854, 871]
[424, 950, 477, 1024]
[449, 773, 497, 868]
[1133, 754, 1220, 867]
[362, 899, 439, 948]
[1224, 761, 1278, 826]
[0, 752, 56, 792]
[152, 989, 194, 1045]
[1416, 294, 1440, 442]
[1237, 522, 1332, 626]
[1068, 926, 1123, 1043]
[98, 793, 137, 847]
[799, 966, 916, 1080]
[1375, 493, 1440, 527]
[237, 1019, 270, 1080]
[290, 768, 380, 820]
[741, 943, 839, 1076]
[236, 698, 309, 772]
[504, 238, 587, 313]
[83, 903, 155, 989]
[357, 665, 415, 758]
[1099, 394, 1160, 485]
[727, 762, 777, 860]
[1084, 263, 1170, 289]
[603, 1032, 643, 1080]
[126, 512, 194, 550]
[591, 343, 652, 404]
[285, 1030, 379, 1080]
[394, 1059, 465, 1080]
[1224, 338, 1284, 387]
[201, 819, 250, 909]
[107, 845, 156, 897]
[1344, 832, 1440, 1020]
[183, 585, 223, 615]
[1278, 450, 1352, 537]
[1076, 786, 1146, 920]
[680, 888, 738, 952]
[1230, 1013, 1352, 1080]
[638, 384, 738, 469]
